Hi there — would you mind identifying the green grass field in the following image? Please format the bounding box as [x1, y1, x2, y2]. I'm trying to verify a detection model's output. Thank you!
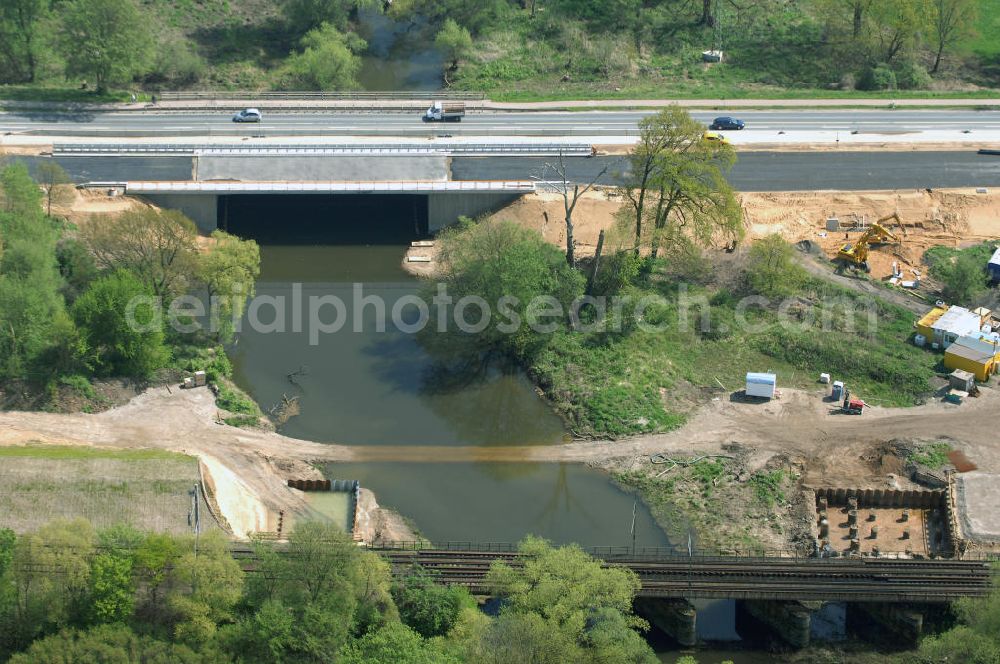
[532, 271, 940, 439]
[0, 445, 220, 534]
[0, 445, 188, 461]
[969, 0, 1000, 58]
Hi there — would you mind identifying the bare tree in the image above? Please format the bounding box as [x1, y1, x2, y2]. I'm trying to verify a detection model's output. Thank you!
[931, 0, 976, 73]
[537, 151, 616, 269]
[80, 208, 200, 299]
[35, 161, 73, 216]
[701, 0, 714, 26]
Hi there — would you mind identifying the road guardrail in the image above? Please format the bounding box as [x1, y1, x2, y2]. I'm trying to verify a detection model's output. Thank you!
[54, 143, 595, 157]
[157, 91, 486, 101]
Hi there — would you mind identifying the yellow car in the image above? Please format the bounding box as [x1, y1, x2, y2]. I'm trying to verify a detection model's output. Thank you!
[702, 131, 730, 144]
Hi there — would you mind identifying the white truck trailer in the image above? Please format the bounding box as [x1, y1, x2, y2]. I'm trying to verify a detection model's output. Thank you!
[423, 101, 465, 122]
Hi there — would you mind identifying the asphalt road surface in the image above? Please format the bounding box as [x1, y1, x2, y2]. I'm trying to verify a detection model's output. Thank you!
[4, 152, 996, 191]
[3, 109, 1000, 138]
[460, 152, 1000, 191]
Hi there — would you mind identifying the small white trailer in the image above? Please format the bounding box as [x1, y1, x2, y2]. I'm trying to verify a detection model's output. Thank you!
[745, 372, 777, 399]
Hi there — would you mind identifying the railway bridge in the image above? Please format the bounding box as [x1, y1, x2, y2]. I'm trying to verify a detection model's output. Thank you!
[228, 541, 992, 647]
[372, 543, 992, 603]
[371, 543, 994, 648]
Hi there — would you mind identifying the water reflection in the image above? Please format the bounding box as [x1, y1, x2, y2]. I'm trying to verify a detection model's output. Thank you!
[328, 462, 672, 548]
[356, 9, 443, 90]
[230, 246, 567, 446]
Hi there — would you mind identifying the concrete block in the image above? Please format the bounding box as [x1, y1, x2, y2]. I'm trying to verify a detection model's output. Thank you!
[739, 600, 813, 648]
[635, 599, 697, 647]
[850, 603, 924, 644]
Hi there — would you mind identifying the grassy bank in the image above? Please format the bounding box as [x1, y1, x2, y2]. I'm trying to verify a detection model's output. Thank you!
[0, 445, 219, 534]
[0, 445, 187, 462]
[613, 452, 808, 554]
[532, 267, 939, 439]
[2, 0, 998, 100]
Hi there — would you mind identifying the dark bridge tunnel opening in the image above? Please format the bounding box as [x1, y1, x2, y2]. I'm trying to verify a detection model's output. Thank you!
[218, 194, 429, 245]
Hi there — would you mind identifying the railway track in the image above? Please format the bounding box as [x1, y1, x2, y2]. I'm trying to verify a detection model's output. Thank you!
[380, 549, 992, 602]
[229, 544, 992, 602]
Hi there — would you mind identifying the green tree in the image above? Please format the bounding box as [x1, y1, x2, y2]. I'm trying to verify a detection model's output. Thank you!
[0, 161, 44, 218]
[222, 599, 297, 664]
[8, 624, 222, 664]
[72, 269, 169, 377]
[936, 252, 989, 304]
[198, 230, 260, 342]
[457, 611, 577, 664]
[618, 106, 743, 257]
[487, 537, 645, 636]
[35, 161, 74, 217]
[283, 0, 376, 34]
[89, 552, 135, 624]
[743, 234, 808, 297]
[235, 523, 393, 662]
[0, 0, 49, 83]
[279, 22, 366, 90]
[10, 520, 95, 647]
[80, 207, 199, 299]
[481, 537, 654, 662]
[422, 218, 586, 363]
[930, 0, 977, 72]
[389, 0, 503, 34]
[60, 0, 154, 93]
[864, 0, 928, 64]
[584, 608, 660, 664]
[133, 533, 182, 622]
[165, 533, 244, 645]
[339, 622, 460, 664]
[435, 19, 473, 71]
[394, 567, 475, 637]
[0, 529, 14, 578]
[56, 237, 99, 304]
[0, 164, 76, 380]
[913, 580, 1000, 663]
[819, 0, 874, 38]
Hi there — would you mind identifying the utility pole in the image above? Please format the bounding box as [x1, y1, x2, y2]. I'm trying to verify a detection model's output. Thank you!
[630, 500, 637, 556]
[191, 483, 201, 594]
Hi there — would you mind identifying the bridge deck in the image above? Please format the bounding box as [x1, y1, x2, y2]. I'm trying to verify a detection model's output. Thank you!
[379, 549, 992, 603]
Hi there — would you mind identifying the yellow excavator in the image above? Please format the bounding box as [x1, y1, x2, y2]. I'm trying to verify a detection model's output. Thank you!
[835, 214, 902, 272]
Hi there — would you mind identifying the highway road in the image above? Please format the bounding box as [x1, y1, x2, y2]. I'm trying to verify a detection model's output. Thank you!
[3, 109, 1000, 140]
[457, 152, 1000, 191]
[14, 151, 997, 191]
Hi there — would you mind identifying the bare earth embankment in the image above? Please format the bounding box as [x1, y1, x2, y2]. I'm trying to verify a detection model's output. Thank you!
[2, 382, 999, 540]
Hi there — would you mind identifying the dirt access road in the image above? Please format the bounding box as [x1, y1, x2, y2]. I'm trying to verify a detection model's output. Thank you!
[1, 383, 998, 536]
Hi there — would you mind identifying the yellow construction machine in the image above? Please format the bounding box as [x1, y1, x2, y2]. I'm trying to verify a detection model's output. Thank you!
[835, 214, 902, 272]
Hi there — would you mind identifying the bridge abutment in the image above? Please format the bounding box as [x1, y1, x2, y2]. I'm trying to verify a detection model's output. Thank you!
[428, 192, 524, 232]
[737, 600, 816, 648]
[635, 598, 697, 646]
[848, 602, 924, 645]
[142, 193, 219, 233]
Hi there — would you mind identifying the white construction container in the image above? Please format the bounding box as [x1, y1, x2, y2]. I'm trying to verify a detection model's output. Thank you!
[745, 372, 777, 399]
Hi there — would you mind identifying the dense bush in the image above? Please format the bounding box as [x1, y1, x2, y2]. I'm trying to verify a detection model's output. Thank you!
[72, 270, 170, 377]
[857, 63, 897, 90]
[895, 60, 933, 89]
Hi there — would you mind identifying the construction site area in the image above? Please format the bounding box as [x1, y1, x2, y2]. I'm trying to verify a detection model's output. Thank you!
[478, 186, 1000, 282]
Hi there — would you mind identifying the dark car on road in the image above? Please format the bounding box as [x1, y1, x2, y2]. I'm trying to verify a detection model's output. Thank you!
[709, 116, 745, 130]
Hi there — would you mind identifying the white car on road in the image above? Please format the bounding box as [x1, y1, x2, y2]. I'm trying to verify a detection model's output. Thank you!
[232, 108, 262, 123]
